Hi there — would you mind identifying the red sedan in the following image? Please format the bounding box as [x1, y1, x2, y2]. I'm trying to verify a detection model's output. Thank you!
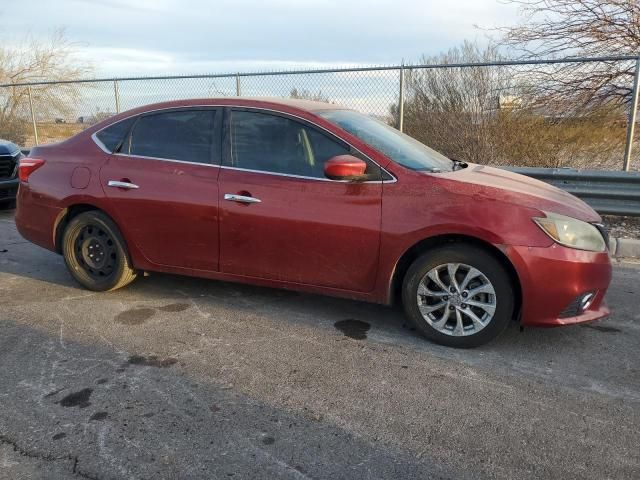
[15, 98, 612, 347]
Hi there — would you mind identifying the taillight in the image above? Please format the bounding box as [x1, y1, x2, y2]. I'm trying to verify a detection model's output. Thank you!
[19, 158, 45, 182]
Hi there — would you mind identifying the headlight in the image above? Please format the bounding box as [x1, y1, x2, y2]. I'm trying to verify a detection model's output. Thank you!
[533, 211, 606, 252]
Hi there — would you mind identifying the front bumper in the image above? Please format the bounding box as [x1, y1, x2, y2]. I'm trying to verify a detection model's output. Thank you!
[0, 177, 18, 202]
[506, 244, 612, 327]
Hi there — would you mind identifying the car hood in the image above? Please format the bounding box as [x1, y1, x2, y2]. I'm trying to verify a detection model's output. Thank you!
[436, 163, 601, 223]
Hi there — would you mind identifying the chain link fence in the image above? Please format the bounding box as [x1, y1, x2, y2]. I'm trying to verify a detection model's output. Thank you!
[1, 56, 639, 171]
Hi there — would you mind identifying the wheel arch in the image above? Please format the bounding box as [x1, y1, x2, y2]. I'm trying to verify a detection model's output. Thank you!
[388, 234, 522, 320]
[53, 204, 130, 260]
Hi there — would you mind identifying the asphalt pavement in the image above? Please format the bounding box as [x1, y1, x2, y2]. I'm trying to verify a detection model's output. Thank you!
[0, 208, 639, 480]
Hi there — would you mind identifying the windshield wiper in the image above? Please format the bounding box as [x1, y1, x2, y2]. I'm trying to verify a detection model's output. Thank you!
[451, 160, 468, 171]
[420, 161, 466, 173]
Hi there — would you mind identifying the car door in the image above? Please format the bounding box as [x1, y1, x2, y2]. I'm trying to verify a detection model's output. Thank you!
[218, 108, 384, 292]
[98, 108, 222, 271]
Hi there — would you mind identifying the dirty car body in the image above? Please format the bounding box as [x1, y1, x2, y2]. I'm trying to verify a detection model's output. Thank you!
[15, 98, 612, 347]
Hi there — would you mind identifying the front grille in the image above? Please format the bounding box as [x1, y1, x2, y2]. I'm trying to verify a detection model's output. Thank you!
[0, 187, 17, 199]
[0, 152, 18, 179]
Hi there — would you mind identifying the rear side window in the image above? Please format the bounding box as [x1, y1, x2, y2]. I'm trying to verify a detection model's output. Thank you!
[95, 117, 135, 153]
[126, 110, 217, 164]
[229, 110, 354, 178]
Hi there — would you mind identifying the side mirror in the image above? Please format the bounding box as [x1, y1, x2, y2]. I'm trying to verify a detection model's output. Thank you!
[324, 155, 367, 181]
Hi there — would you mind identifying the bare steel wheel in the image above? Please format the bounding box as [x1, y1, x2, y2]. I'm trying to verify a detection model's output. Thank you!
[73, 224, 119, 280]
[62, 211, 137, 291]
[402, 244, 514, 348]
[417, 263, 496, 337]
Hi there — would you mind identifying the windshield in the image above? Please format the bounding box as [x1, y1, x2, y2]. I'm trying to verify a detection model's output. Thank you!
[317, 109, 454, 172]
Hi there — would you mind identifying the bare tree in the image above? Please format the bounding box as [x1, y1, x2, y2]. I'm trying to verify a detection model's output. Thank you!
[400, 41, 624, 168]
[497, 0, 640, 107]
[290, 88, 330, 103]
[401, 41, 511, 163]
[0, 29, 92, 144]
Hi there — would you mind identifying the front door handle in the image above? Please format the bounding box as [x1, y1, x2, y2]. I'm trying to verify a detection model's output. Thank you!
[224, 194, 261, 204]
[108, 180, 139, 190]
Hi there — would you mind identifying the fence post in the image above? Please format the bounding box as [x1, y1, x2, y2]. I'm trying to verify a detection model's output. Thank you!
[114, 80, 121, 114]
[623, 57, 640, 172]
[398, 63, 405, 132]
[27, 86, 39, 146]
[236, 74, 241, 96]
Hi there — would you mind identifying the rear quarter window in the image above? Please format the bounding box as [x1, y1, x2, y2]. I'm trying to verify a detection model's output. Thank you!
[95, 117, 136, 153]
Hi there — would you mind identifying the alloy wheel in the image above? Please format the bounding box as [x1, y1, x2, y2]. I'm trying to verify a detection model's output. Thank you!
[416, 263, 497, 337]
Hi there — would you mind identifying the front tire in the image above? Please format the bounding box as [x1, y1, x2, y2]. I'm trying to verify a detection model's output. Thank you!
[62, 211, 137, 291]
[402, 244, 514, 348]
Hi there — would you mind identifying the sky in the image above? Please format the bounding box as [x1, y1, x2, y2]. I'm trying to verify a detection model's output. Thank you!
[0, 0, 521, 77]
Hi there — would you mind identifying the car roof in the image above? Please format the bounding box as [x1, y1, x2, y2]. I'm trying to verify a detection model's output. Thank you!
[82, 96, 396, 180]
[87, 97, 351, 136]
[237, 97, 343, 111]
[127, 97, 346, 114]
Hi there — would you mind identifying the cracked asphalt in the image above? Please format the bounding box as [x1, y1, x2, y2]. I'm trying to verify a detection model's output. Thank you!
[0, 208, 639, 480]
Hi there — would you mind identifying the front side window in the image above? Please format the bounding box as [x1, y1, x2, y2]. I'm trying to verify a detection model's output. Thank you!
[95, 117, 136, 153]
[126, 110, 217, 164]
[229, 110, 367, 179]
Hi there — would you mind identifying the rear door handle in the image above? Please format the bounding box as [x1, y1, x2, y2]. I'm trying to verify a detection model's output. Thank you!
[108, 180, 139, 190]
[224, 194, 261, 204]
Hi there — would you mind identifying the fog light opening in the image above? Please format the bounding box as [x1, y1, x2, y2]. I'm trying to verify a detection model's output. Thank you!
[580, 292, 595, 312]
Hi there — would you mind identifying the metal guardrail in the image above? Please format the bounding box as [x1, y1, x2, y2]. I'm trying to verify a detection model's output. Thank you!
[503, 167, 640, 217]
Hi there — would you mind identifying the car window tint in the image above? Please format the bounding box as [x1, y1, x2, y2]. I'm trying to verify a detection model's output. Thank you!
[95, 117, 135, 153]
[128, 110, 215, 164]
[229, 110, 351, 178]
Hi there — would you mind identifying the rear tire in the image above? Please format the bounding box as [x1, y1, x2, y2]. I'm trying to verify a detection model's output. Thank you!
[402, 244, 514, 348]
[62, 211, 137, 291]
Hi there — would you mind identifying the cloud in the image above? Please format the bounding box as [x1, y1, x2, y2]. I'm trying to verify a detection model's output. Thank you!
[1, 0, 520, 76]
